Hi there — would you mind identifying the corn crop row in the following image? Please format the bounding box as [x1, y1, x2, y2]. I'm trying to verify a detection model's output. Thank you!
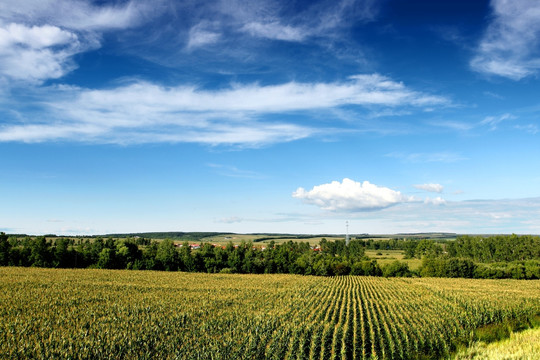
[1, 267, 539, 359]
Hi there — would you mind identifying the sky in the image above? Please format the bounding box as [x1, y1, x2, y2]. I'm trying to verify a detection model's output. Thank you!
[1, 0, 540, 236]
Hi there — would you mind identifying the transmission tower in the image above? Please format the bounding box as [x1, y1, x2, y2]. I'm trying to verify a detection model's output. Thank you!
[346, 221, 350, 246]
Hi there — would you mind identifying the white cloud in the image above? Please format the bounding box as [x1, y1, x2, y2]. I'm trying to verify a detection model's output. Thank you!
[424, 197, 447, 205]
[187, 22, 221, 50]
[0, 0, 157, 83]
[0, 74, 447, 145]
[515, 124, 539, 134]
[414, 183, 444, 193]
[488, 212, 512, 220]
[226, 0, 379, 42]
[242, 21, 307, 41]
[480, 113, 515, 130]
[216, 216, 243, 224]
[60, 74, 445, 114]
[0, 23, 76, 48]
[0, 120, 313, 146]
[207, 164, 264, 179]
[387, 151, 465, 163]
[0, 0, 153, 31]
[471, 0, 540, 80]
[0, 23, 84, 83]
[293, 178, 413, 212]
[429, 120, 475, 132]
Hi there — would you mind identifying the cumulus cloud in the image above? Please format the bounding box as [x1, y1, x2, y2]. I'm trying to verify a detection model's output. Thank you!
[0, 74, 447, 145]
[293, 178, 413, 212]
[471, 0, 540, 80]
[414, 183, 443, 193]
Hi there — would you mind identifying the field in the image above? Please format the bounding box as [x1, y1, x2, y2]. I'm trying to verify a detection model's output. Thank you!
[364, 250, 423, 271]
[1, 267, 539, 359]
[194, 234, 342, 246]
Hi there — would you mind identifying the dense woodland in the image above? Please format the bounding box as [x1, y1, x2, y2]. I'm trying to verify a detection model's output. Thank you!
[1, 232, 539, 279]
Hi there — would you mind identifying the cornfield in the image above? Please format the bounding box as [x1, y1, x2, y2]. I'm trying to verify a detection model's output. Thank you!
[1, 267, 539, 359]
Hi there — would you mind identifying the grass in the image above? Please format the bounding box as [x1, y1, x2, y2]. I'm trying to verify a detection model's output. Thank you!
[365, 249, 423, 270]
[195, 234, 343, 246]
[453, 326, 540, 359]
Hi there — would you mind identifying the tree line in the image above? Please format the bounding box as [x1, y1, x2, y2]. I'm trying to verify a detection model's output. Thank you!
[406, 235, 540, 279]
[1, 232, 539, 278]
[0, 234, 377, 275]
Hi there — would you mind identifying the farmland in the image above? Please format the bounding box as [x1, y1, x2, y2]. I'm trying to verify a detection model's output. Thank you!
[1, 267, 539, 359]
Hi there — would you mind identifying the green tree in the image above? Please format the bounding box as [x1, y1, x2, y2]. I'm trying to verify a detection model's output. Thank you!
[115, 240, 142, 269]
[53, 238, 75, 268]
[156, 239, 179, 271]
[97, 248, 116, 269]
[29, 237, 51, 267]
[382, 261, 412, 277]
[0, 232, 9, 266]
[179, 242, 194, 271]
[142, 242, 159, 270]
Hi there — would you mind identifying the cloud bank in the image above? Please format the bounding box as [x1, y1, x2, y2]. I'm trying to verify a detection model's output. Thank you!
[293, 178, 413, 211]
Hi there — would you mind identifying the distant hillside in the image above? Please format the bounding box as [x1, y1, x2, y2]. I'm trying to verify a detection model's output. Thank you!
[394, 232, 458, 239]
[103, 232, 459, 242]
[104, 232, 234, 242]
[4, 231, 461, 241]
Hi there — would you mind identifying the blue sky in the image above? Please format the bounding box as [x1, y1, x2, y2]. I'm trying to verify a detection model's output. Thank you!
[1, 0, 540, 235]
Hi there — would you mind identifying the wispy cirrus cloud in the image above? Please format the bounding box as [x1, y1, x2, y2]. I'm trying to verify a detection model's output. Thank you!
[0, 74, 448, 145]
[55, 74, 444, 114]
[207, 164, 265, 179]
[471, 0, 540, 80]
[515, 124, 539, 134]
[429, 113, 523, 134]
[480, 113, 515, 130]
[386, 151, 466, 163]
[186, 21, 221, 50]
[241, 22, 307, 41]
[0, 0, 159, 32]
[215, 216, 243, 224]
[428, 120, 475, 132]
[226, 0, 379, 42]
